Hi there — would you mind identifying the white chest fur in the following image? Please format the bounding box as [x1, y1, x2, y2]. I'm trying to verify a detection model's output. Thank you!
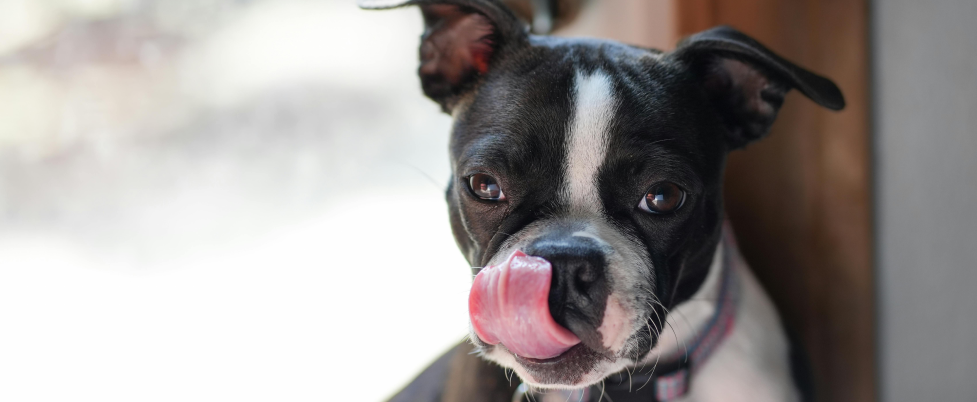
[642, 244, 801, 402]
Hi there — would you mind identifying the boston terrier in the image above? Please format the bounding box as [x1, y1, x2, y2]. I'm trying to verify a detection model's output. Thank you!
[360, 1, 844, 401]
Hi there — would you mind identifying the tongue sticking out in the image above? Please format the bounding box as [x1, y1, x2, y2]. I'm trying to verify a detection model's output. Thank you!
[469, 250, 581, 359]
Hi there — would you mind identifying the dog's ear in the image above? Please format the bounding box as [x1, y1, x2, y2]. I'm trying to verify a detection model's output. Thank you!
[360, 0, 529, 112]
[668, 26, 845, 148]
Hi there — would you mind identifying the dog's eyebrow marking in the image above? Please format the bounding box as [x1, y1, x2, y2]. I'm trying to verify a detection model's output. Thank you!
[565, 70, 616, 215]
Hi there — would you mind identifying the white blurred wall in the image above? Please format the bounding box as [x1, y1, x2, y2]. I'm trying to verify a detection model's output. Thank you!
[0, 1, 470, 401]
[875, 0, 977, 400]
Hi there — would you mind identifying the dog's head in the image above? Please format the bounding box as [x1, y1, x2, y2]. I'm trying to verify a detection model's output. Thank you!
[362, 0, 843, 389]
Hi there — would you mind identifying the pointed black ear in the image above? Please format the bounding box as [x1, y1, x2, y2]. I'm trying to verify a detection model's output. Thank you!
[668, 26, 845, 148]
[360, 0, 529, 112]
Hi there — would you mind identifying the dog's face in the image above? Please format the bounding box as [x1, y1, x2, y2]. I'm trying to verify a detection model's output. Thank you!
[450, 45, 730, 386]
[362, 0, 843, 389]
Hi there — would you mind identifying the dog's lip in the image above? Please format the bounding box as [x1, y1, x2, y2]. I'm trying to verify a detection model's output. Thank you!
[509, 342, 612, 367]
[512, 343, 587, 365]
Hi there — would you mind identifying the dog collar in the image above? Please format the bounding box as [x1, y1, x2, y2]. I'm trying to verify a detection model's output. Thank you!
[513, 232, 742, 402]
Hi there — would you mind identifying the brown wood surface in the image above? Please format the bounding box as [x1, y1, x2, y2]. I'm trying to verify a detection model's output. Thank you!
[676, 1, 876, 401]
[557, 0, 676, 49]
[561, 1, 875, 401]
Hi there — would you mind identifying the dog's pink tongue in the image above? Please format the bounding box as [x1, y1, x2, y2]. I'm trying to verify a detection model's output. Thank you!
[469, 250, 580, 359]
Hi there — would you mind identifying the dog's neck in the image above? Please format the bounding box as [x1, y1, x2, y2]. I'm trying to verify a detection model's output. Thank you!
[641, 241, 725, 366]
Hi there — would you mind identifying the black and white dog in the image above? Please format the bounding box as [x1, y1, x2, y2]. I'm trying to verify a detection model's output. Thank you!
[361, 1, 844, 401]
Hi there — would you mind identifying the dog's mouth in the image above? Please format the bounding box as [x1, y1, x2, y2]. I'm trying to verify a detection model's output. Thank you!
[469, 249, 630, 386]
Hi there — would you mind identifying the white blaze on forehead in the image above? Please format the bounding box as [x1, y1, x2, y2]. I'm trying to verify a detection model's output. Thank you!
[565, 70, 616, 214]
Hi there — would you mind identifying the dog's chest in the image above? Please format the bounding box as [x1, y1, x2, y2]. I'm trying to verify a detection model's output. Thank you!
[677, 266, 800, 402]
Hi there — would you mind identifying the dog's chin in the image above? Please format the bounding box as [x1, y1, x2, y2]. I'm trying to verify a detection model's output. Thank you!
[474, 335, 637, 389]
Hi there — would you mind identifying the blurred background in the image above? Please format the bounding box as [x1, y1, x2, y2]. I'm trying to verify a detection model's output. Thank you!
[0, 0, 973, 401]
[0, 1, 468, 401]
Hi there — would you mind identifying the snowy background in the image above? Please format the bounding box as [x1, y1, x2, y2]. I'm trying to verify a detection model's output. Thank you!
[0, 1, 470, 400]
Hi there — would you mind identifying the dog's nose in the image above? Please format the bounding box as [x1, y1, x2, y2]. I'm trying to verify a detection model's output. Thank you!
[524, 237, 609, 335]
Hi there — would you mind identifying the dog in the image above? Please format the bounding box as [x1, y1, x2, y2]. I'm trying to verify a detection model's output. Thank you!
[360, 1, 844, 401]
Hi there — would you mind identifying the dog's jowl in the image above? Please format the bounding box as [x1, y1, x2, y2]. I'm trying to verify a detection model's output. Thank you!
[360, 1, 844, 401]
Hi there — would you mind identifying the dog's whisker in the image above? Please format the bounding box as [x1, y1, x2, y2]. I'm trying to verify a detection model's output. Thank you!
[670, 308, 699, 346]
[639, 303, 666, 369]
[495, 230, 524, 243]
[639, 298, 692, 368]
[647, 295, 696, 361]
[647, 138, 675, 146]
[393, 160, 445, 194]
[638, 320, 655, 367]
[637, 317, 659, 373]
[645, 300, 666, 338]
[645, 298, 690, 360]
[667, 321, 690, 361]
[634, 340, 661, 392]
[625, 363, 633, 392]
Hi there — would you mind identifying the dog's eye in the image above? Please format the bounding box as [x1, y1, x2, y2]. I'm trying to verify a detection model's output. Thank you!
[638, 182, 685, 214]
[468, 173, 506, 201]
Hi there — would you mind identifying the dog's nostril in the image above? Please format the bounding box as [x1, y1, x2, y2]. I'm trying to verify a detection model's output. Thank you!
[575, 262, 598, 283]
[572, 263, 599, 302]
